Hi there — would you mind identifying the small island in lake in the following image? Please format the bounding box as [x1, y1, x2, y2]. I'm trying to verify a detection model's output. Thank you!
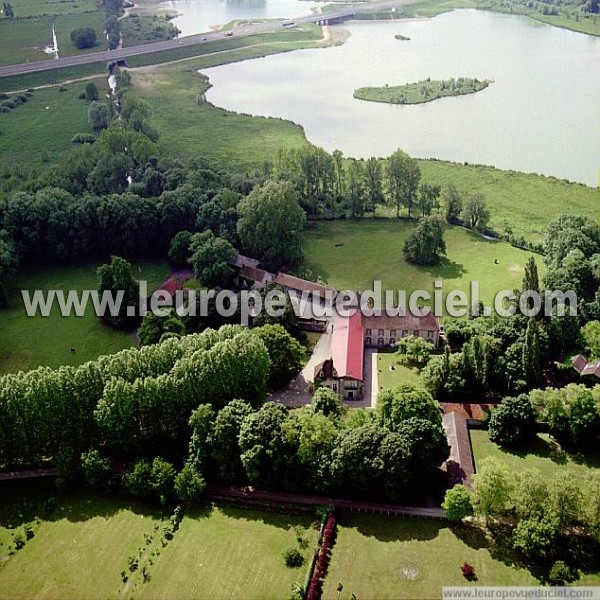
[354, 77, 492, 105]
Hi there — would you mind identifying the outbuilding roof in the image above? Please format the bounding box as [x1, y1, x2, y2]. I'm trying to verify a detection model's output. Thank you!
[330, 311, 364, 380]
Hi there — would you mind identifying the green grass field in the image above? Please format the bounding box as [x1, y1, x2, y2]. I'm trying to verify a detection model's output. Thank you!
[304, 220, 543, 304]
[377, 351, 424, 392]
[132, 26, 326, 169]
[470, 429, 600, 483]
[9, 0, 99, 18]
[418, 160, 599, 243]
[0, 260, 169, 375]
[0, 487, 318, 600]
[322, 514, 541, 599]
[0, 78, 106, 167]
[0, 11, 106, 67]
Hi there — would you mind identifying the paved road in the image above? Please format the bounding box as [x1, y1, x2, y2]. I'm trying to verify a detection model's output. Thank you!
[0, 0, 418, 78]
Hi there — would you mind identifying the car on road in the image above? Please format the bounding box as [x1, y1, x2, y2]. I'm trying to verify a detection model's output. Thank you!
[225, 30, 233, 37]
[202, 37, 208, 41]
[282, 19, 294, 27]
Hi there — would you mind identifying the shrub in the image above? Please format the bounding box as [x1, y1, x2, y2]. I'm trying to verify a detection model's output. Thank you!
[0, 106, 10, 113]
[442, 485, 473, 521]
[283, 547, 305, 568]
[58, 85, 67, 92]
[2, 100, 16, 109]
[71, 133, 96, 144]
[174, 465, 206, 506]
[460, 563, 476, 580]
[13, 533, 25, 550]
[548, 561, 577, 586]
[71, 27, 97, 49]
[81, 449, 112, 489]
[0, 93, 8, 100]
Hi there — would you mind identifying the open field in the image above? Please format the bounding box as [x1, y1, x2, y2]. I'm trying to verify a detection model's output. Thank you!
[470, 429, 600, 483]
[418, 160, 599, 243]
[304, 220, 543, 303]
[0, 260, 169, 375]
[377, 351, 424, 392]
[0, 78, 106, 168]
[0, 485, 318, 600]
[8, 0, 100, 18]
[132, 26, 327, 169]
[322, 514, 542, 599]
[0, 11, 106, 67]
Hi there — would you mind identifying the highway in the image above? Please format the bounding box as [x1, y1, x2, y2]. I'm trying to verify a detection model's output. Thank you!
[0, 0, 415, 78]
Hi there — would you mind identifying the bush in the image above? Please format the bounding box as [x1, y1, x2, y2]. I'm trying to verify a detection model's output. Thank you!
[85, 81, 99, 101]
[174, 465, 206, 506]
[71, 27, 97, 49]
[0, 106, 10, 113]
[548, 561, 577, 586]
[58, 85, 67, 92]
[283, 547, 305, 568]
[460, 563, 476, 580]
[442, 485, 473, 521]
[395, 335, 434, 368]
[71, 133, 96, 144]
[81, 449, 111, 489]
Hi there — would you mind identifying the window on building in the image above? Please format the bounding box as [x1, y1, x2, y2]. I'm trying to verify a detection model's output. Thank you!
[332, 383, 338, 392]
[414, 330, 419, 336]
[402, 330, 408, 337]
[389, 338, 396, 346]
[427, 330, 434, 338]
[390, 329, 396, 337]
[378, 329, 384, 336]
[378, 337, 384, 346]
[365, 337, 372, 345]
[366, 328, 372, 336]
[347, 391, 354, 399]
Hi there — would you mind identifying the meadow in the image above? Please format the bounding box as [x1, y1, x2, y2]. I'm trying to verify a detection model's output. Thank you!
[470, 429, 600, 483]
[0, 260, 169, 375]
[322, 514, 541, 599]
[303, 220, 543, 303]
[0, 78, 106, 168]
[0, 485, 318, 600]
[0, 11, 106, 67]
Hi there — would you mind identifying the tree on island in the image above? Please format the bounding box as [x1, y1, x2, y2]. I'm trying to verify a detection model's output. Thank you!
[403, 215, 446, 265]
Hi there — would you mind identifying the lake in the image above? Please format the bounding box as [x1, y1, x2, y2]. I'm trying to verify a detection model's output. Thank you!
[202, 10, 600, 186]
[165, 0, 324, 36]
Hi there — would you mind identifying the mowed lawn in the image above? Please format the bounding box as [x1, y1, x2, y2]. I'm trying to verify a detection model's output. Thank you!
[0, 492, 164, 600]
[0, 490, 318, 600]
[0, 260, 169, 374]
[322, 515, 539, 599]
[470, 429, 600, 483]
[0, 80, 105, 168]
[136, 506, 318, 600]
[305, 220, 543, 304]
[377, 351, 424, 392]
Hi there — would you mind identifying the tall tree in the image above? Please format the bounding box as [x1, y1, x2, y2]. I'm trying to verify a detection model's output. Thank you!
[97, 255, 140, 328]
[386, 149, 421, 218]
[443, 183, 463, 224]
[188, 230, 236, 288]
[364, 157, 384, 217]
[416, 183, 441, 218]
[461, 192, 490, 230]
[403, 215, 446, 265]
[522, 318, 542, 387]
[237, 180, 306, 271]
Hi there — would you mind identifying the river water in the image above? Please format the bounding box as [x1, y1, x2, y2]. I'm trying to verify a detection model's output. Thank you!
[198, 9, 600, 186]
[164, 0, 324, 36]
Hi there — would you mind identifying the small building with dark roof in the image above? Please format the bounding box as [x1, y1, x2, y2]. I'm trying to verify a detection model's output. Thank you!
[571, 354, 600, 381]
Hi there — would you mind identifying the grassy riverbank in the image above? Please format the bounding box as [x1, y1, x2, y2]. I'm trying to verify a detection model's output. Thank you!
[354, 77, 491, 105]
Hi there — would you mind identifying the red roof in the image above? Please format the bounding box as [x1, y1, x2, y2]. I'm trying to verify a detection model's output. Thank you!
[571, 354, 588, 373]
[156, 276, 182, 297]
[331, 311, 363, 380]
[571, 355, 600, 379]
[240, 265, 273, 284]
